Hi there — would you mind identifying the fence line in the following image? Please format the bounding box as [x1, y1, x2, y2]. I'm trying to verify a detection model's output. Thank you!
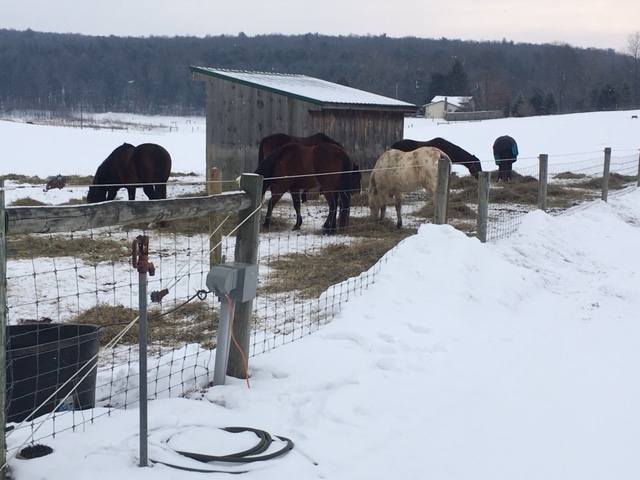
[2, 147, 639, 464]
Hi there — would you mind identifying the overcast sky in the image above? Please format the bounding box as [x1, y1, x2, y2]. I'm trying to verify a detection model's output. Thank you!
[2, 0, 639, 51]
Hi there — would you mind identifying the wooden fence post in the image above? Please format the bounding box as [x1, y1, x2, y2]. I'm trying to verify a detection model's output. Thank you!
[476, 172, 490, 243]
[433, 157, 450, 225]
[207, 167, 222, 267]
[602, 147, 611, 202]
[0, 180, 7, 475]
[227, 173, 262, 379]
[538, 154, 548, 211]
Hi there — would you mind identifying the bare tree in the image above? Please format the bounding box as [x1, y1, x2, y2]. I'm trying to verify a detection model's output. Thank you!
[628, 31, 640, 105]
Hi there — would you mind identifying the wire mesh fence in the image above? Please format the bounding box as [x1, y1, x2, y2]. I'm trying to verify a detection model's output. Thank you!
[2, 148, 639, 456]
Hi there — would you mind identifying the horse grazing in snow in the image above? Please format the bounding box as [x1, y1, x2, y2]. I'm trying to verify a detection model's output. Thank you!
[390, 137, 482, 179]
[492, 135, 519, 181]
[368, 146, 451, 229]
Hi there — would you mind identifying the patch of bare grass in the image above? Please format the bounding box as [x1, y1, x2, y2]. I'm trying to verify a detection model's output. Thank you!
[8, 197, 48, 207]
[72, 300, 218, 348]
[7, 234, 130, 262]
[264, 229, 413, 298]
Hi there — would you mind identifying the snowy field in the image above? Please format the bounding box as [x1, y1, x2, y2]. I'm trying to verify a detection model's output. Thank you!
[2, 111, 640, 479]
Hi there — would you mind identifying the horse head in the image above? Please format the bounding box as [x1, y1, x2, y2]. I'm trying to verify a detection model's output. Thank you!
[87, 184, 108, 203]
[469, 155, 482, 179]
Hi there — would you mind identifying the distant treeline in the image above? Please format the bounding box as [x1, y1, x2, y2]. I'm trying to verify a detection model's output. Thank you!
[0, 28, 638, 117]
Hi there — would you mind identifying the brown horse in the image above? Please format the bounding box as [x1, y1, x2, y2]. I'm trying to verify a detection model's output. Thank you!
[258, 132, 343, 202]
[390, 137, 482, 179]
[255, 143, 361, 233]
[87, 143, 172, 203]
[369, 146, 450, 229]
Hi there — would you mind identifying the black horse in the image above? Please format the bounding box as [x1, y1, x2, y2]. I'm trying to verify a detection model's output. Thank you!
[390, 137, 482, 179]
[492, 135, 519, 181]
[87, 143, 172, 203]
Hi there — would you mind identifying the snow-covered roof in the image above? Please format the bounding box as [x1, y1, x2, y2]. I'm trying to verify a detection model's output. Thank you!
[190, 66, 416, 110]
[426, 96, 473, 108]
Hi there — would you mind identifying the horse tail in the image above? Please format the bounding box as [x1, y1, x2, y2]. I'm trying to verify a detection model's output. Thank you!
[368, 172, 377, 196]
[154, 145, 172, 183]
[255, 147, 280, 194]
[338, 151, 353, 209]
[257, 136, 268, 163]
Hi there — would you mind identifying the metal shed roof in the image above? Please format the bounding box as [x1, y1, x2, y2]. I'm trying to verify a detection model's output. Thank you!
[190, 66, 417, 110]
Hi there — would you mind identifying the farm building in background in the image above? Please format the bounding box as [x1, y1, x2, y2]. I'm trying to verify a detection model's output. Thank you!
[423, 96, 474, 119]
[190, 67, 417, 186]
[423, 95, 504, 121]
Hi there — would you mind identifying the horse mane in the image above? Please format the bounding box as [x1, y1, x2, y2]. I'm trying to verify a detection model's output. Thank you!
[338, 149, 353, 193]
[425, 137, 479, 163]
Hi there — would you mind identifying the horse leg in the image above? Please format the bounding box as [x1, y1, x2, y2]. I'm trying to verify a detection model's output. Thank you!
[498, 162, 507, 182]
[394, 194, 403, 229]
[379, 202, 387, 224]
[338, 190, 351, 233]
[292, 190, 303, 230]
[322, 192, 338, 234]
[142, 184, 156, 200]
[263, 191, 284, 229]
[155, 183, 167, 199]
[127, 187, 136, 200]
[107, 188, 118, 201]
[506, 160, 514, 181]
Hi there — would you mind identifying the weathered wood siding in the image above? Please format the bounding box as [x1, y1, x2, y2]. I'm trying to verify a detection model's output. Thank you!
[200, 75, 320, 186]
[309, 109, 405, 170]
[194, 72, 410, 190]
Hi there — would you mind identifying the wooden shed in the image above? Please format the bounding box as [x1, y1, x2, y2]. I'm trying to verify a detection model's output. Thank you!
[190, 66, 417, 186]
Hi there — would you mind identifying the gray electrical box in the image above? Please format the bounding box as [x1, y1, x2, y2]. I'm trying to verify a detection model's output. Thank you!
[206, 262, 258, 302]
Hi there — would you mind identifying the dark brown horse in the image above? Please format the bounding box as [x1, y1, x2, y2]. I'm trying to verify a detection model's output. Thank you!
[492, 135, 519, 181]
[255, 143, 361, 234]
[390, 137, 482, 179]
[258, 132, 343, 202]
[87, 143, 172, 203]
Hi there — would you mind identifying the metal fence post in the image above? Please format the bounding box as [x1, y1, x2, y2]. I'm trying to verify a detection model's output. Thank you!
[602, 147, 611, 202]
[538, 154, 549, 211]
[132, 235, 154, 468]
[476, 172, 490, 243]
[433, 157, 450, 225]
[227, 173, 262, 379]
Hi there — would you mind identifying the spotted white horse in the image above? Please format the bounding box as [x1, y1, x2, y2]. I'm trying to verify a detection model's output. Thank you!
[368, 146, 451, 229]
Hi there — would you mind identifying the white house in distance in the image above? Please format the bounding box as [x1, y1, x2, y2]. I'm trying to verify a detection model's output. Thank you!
[423, 95, 474, 119]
